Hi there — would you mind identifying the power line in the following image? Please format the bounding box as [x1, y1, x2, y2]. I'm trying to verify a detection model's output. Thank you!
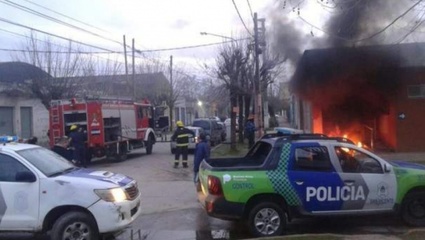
[0, 48, 119, 54]
[137, 38, 250, 53]
[231, 0, 253, 37]
[23, 0, 110, 34]
[289, 0, 423, 43]
[246, 0, 254, 19]
[0, 17, 117, 52]
[0, 0, 123, 46]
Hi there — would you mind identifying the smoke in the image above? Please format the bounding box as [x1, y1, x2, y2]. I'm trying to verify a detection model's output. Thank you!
[268, 4, 306, 65]
[324, 0, 416, 47]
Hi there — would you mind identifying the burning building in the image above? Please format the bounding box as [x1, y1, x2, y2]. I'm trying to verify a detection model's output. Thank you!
[290, 42, 425, 152]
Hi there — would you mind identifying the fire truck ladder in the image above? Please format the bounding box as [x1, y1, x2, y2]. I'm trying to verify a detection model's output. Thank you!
[50, 101, 62, 143]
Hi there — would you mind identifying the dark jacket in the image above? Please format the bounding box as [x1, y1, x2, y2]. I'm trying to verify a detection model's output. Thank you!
[194, 141, 210, 173]
[244, 120, 256, 135]
[171, 127, 194, 147]
[69, 131, 87, 149]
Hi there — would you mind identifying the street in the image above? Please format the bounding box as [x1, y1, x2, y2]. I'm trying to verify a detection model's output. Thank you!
[1, 140, 425, 240]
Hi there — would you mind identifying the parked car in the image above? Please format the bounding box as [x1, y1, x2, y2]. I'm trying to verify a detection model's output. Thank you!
[192, 118, 222, 146]
[170, 126, 204, 154]
[197, 133, 425, 237]
[217, 121, 226, 142]
[0, 135, 141, 240]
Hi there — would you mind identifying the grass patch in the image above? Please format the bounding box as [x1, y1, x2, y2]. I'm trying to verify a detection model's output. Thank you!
[211, 142, 250, 158]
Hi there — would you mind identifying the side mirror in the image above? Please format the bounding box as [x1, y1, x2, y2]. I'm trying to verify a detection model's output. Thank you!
[15, 171, 36, 182]
[384, 163, 392, 173]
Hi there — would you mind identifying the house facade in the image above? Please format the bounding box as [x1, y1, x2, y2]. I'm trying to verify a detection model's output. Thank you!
[0, 62, 51, 145]
[291, 43, 425, 152]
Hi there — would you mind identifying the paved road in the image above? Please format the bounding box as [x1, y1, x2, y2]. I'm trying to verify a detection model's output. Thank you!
[2, 139, 425, 240]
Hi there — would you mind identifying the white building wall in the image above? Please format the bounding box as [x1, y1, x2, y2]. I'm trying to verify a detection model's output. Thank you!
[0, 96, 49, 145]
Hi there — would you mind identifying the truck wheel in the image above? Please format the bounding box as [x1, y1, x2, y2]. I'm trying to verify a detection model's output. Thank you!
[50, 211, 99, 240]
[248, 202, 286, 237]
[401, 191, 425, 226]
[114, 143, 128, 162]
[85, 148, 93, 164]
[146, 136, 154, 155]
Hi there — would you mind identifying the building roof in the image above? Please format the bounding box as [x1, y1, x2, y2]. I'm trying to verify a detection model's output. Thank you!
[0, 61, 51, 83]
[291, 42, 425, 92]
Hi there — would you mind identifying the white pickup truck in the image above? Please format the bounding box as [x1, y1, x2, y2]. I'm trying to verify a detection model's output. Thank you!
[0, 136, 141, 240]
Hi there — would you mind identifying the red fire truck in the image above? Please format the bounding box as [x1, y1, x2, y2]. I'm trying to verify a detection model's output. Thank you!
[48, 98, 157, 162]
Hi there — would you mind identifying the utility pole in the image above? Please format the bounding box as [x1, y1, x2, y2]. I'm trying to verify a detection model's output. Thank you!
[258, 18, 268, 129]
[169, 55, 174, 131]
[132, 38, 136, 101]
[254, 12, 263, 137]
[123, 35, 129, 97]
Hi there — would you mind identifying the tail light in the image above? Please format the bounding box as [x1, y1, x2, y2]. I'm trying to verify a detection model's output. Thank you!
[208, 175, 223, 196]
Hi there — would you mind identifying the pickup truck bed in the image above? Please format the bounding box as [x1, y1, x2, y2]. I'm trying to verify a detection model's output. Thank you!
[197, 134, 425, 238]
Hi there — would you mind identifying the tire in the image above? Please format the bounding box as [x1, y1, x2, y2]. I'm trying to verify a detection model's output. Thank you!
[247, 202, 286, 237]
[114, 143, 128, 162]
[50, 211, 99, 240]
[401, 191, 425, 226]
[85, 148, 92, 164]
[146, 136, 153, 155]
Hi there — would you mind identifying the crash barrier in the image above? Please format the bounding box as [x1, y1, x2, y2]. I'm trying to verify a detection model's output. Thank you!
[155, 126, 171, 142]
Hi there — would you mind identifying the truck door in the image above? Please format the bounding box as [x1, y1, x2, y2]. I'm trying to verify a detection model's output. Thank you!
[332, 145, 396, 212]
[287, 142, 345, 213]
[0, 153, 39, 230]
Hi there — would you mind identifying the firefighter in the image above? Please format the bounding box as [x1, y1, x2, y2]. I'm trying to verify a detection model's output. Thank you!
[68, 124, 87, 167]
[171, 121, 194, 168]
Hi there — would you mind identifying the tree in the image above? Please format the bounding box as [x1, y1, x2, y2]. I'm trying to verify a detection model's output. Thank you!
[205, 35, 286, 149]
[208, 40, 250, 150]
[11, 32, 95, 109]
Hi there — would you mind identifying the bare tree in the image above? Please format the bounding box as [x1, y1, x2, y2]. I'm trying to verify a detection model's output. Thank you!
[135, 56, 193, 131]
[12, 32, 90, 109]
[207, 40, 250, 150]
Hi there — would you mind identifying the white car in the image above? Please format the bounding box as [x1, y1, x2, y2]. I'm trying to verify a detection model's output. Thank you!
[0, 136, 141, 239]
[170, 126, 204, 154]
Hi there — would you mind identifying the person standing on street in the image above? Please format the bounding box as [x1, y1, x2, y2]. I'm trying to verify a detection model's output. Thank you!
[244, 114, 257, 149]
[171, 121, 194, 168]
[193, 133, 210, 184]
[69, 125, 87, 167]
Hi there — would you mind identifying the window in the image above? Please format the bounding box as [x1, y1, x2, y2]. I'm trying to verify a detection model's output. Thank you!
[246, 142, 272, 165]
[293, 146, 332, 171]
[138, 107, 143, 118]
[0, 154, 31, 182]
[0, 107, 14, 135]
[335, 147, 383, 174]
[193, 120, 211, 130]
[20, 107, 33, 139]
[18, 147, 73, 176]
[407, 84, 425, 98]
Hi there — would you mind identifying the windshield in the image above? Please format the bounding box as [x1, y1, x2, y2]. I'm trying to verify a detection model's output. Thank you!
[18, 147, 74, 176]
[193, 120, 210, 130]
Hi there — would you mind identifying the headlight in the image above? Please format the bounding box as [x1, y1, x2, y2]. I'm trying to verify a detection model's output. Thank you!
[94, 188, 127, 202]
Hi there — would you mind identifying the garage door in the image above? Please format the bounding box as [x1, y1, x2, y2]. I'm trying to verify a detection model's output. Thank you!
[0, 107, 14, 136]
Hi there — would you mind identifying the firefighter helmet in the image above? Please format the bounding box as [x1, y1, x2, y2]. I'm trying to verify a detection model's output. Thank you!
[176, 121, 184, 127]
[70, 125, 78, 131]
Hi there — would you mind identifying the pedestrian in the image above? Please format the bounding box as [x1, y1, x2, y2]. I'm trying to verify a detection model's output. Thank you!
[244, 114, 257, 149]
[171, 121, 194, 168]
[193, 132, 210, 184]
[68, 125, 87, 167]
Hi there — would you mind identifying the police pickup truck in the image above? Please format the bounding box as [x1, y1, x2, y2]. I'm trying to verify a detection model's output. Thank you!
[0, 136, 141, 240]
[198, 133, 425, 237]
